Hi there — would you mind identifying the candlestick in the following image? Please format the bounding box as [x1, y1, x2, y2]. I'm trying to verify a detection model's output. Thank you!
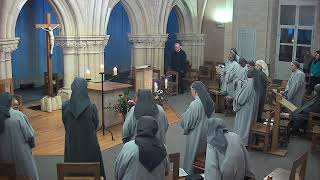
[154, 82, 158, 92]
[165, 78, 168, 89]
[100, 64, 104, 73]
[85, 69, 91, 79]
[113, 67, 118, 76]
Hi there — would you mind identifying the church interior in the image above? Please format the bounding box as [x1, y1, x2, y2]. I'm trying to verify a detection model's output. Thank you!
[0, 0, 320, 180]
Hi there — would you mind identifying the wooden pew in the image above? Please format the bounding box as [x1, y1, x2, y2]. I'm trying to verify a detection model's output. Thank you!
[0, 161, 32, 180]
[57, 163, 103, 180]
[269, 90, 297, 156]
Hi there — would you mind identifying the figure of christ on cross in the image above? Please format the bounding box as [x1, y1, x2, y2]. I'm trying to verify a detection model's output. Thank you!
[34, 13, 62, 97]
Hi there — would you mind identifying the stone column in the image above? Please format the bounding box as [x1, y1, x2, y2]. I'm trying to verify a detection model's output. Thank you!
[0, 38, 19, 80]
[176, 34, 206, 69]
[128, 34, 168, 74]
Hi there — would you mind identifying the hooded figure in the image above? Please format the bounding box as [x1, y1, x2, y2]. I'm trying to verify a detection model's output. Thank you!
[181, 81, 215, 174]
[123, 89, 168, 144]
[115, 116, 169, 180]
[234, 58, 248, 93]
[62, 78, 105, 178]
[284, 61, 305, 107]
[205, 118, 255, 180]
[255, 60, 269, 122]
[0, 92, 39, 180]
[233, 68, 259, 146]
[290, 84, 320, 133]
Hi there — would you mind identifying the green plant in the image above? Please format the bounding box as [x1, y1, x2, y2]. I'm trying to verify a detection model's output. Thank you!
[105, 89, 132, 115]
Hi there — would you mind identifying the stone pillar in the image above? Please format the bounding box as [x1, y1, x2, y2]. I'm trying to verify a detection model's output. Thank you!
[128, 34, 168, 74]
[176, 34, 206, 69]
[0, 38, 19, 80]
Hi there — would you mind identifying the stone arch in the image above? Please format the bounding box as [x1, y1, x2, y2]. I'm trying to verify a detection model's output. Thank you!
[107, 0, 149, 34]
[3, 0, 78, 38]
[169, 0, 193, 34]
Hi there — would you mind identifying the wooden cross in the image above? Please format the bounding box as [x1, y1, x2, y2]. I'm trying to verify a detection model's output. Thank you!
[34, 13, 62, 97]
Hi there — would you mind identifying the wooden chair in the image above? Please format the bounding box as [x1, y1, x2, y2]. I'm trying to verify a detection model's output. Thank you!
[309, 112, 320, 151]
[203, 61, 215, 80]
[264, 151, 308, 180]
[57, 163, 102, 180]
[208, 89, 225, 113]
[224, 96, 234, 117]
[166, 71, 179, 96]
[249, 111, 274, 152]
[0, 161, 32, 180]
[182, 69, 198, 86]
[0, 79, 23, 111]
[198, 66, 211, 83]
[168, 153, 180, 180]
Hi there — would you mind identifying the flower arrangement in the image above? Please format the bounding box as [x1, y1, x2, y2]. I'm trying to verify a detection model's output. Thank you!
[154, 89, 167, 106]
[105, 90, 134, 116]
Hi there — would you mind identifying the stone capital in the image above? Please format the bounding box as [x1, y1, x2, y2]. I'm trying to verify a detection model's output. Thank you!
[128, 34, 168, 48]
[0, 38, 20, 61]
[56, 35, 110, 53]
[176, 34, 206, 46]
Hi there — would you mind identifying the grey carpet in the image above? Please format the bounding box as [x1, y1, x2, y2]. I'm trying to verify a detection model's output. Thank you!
[34, 93, 320, 180]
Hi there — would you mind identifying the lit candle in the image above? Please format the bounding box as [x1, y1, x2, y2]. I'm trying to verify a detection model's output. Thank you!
[113, 67, 118, 76]
[154, 82, 158, 92]
[165, 78, 168, 89]
[100, 64, 104, 73]
[85, 69, 91, 79]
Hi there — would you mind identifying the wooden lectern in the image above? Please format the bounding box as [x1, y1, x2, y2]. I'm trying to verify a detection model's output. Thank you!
[134, 65, 155, 92]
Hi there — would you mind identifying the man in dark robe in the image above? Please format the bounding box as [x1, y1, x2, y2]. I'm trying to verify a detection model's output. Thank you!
[170, 41, 187, 94]
[255, 60, 269, 123]
[62, 78, 105, 178]
[290, 84, 320, 134]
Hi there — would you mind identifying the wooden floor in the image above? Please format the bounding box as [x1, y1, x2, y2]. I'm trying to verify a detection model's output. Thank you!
[22, 104, 181, 156]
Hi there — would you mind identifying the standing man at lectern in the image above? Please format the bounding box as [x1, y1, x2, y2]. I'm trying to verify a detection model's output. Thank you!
[170, 41, 187, 94]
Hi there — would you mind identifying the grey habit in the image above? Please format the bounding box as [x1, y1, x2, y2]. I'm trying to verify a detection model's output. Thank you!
[123, 89, 168, 144]
[62, 78, 105, 177]
[285, 69, 305, 107]
[234, 66, 248, 93]
[115, 117, 169, 180]
[181, 81, 214, 174]
[205, 118, 255, 180]
[123, 105, 168, 144]
[225, 61, 240, 97]
[233, 78, 258, 146]
[0, 92, 39, 180]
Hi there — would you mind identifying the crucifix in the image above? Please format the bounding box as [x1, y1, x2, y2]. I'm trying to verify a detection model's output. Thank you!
[34, 13, 62, 97]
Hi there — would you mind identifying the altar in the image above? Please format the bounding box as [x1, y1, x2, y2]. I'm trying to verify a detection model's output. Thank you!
[88, 81, 132, 128]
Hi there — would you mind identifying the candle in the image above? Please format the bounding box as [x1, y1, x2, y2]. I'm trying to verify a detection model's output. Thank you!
[154, 82, 158, 92]
[85, 69, 91, 79]
[113, 67, 118, 76]
[100, 64, 104, 73]
[165, 78, 168, 89]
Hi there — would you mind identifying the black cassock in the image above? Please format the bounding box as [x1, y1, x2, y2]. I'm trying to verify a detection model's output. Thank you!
[255, 69, 267, 122]
[170, 50, 187, 93]
[62, 78, 105, 178]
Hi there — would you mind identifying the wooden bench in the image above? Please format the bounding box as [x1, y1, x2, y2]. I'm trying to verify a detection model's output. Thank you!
[311, 125, 320, 152]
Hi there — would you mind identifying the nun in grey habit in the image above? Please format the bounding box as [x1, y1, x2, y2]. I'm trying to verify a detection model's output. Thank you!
[0, 92, 39, 180]
[115, 116, 169, 180]
[284, 62, 305, 107]
[122, 89, 169, 144]
[224, 57, 240, 97]
[205, 118, 255, 180]
[181, 81, 214, 174]
[62, 78, 105, 178]
[233, 68, 258, 146]
[234, 58, 248, 94]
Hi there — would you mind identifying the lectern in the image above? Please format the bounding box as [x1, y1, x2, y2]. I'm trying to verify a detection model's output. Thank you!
[134, 65, 154, 92]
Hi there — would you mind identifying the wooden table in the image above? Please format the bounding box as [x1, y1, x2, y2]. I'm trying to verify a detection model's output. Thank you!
[208, 89, 225, 113]
[88, 82, 132, 128]
[263, 168, 290, 180]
